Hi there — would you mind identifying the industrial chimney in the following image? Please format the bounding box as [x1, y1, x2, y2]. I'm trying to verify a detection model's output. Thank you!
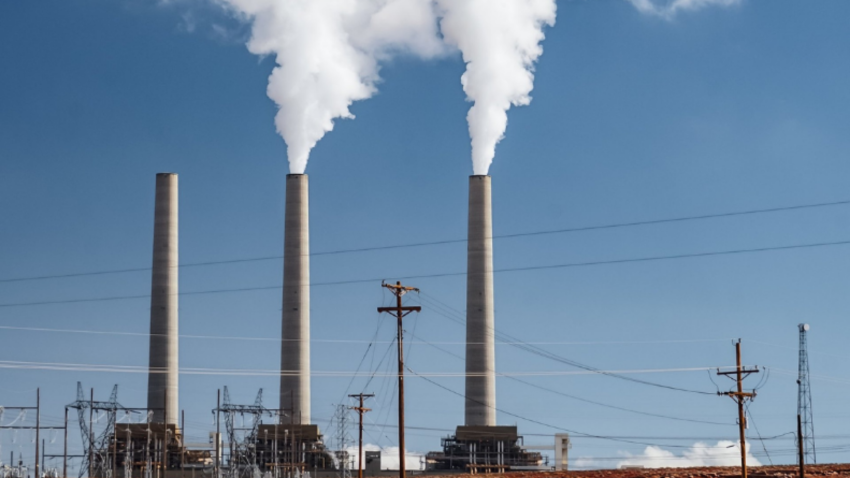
[465, 175, 496, 426]
[147, 172, 179, 425]
[280, 174, 311, 424]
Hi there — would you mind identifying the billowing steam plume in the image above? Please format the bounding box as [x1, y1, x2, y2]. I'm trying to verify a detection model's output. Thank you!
[219, 0, 444, 174]
[437, 0, 557, 175]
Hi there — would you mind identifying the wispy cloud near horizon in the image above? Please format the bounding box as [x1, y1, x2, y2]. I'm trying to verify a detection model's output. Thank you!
[626, 0, 742, 19]
[575, 441, 762, 470]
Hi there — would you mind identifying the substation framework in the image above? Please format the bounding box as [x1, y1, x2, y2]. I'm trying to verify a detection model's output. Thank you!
[66, 382, 194, 478]
[1, 384, 344, 478]
[212, 387, 336, 478]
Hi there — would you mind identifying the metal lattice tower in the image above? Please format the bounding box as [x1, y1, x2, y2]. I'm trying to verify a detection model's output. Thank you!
[67, 383, 121, 478]
[217, 387, 274, 478]
[797, 323, 816, 464]
[331, 404, 352, 478]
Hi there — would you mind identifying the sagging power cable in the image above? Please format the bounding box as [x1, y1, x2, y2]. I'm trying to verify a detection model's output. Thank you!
[2, 198, 848, 284]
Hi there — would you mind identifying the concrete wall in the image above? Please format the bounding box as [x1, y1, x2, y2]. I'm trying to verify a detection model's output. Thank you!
[465, 175, 496, 426]
[280, 174, 311, 424]
[148, 173, 179, 425]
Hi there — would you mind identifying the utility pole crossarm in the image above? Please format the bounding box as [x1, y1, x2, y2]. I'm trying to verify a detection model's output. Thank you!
[717, 368, 760, 378]
[381, 281, 419, 293]
[720, 391, 756, 397]
[376, 306, 421, 316]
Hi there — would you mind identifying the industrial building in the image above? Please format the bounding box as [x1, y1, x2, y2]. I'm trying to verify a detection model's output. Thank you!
[427, 176, 542, 472]
[5, 172, 556, 478]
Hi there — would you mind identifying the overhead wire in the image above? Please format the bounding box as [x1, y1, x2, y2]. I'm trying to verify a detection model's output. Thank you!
[416, 291, 719, 395]
[0, 359, 732, 377]
[0, 325, 736, 346]
[406, 365, 706, 449]
[745, 401, 773, 465]
[410, 330, 731, 426]
[3, 198, 848, 284]
[4, 239, 850, 308]
[325, 313, 385, 436]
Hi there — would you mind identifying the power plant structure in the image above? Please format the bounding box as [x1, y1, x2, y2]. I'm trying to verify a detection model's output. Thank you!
[429, 176, 542, 472]
[465, 175, 497, 428]
[277, 173, 333, 469]
[281, 173, 311, 425]
[66, 173, 335, 478]
[7, 172, 559, 478]
[148, 172, 179, 425]
[111, 173, 190, 478]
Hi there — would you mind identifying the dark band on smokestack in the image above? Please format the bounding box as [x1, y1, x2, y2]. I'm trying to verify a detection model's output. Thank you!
[465, 175, 497, 426]
[148, 173, 179, 425]
[280, 174, 311, 424]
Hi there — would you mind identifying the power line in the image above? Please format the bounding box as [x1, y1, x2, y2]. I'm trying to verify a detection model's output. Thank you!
[3, 238, 850, 308]
[0, 324, 735, 346]
[406, 365, 707, 449]
[746, 402, 774, 465]
[416, 292, 718, 395]
[410, 330, 732, 426]
[3, 199, 848, 284]
[0, 359, 733, 378]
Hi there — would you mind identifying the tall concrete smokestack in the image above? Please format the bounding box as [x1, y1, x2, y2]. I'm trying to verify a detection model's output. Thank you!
[148, 173, 178, 425]
[465, 175, 496, 426]
[280, 174, 311, 424]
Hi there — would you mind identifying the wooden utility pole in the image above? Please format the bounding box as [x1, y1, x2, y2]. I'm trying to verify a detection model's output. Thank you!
[89, 388, 94, 478]
[377, 281, 421, 478]
[717, 340, 759, 478]
[182, 410, 186, 478]
[113, 404, 118, 478]
[35, 388, 40, 478]
[348, 394, 374, 478]
[215, 389, 221, 478]
[63, 407, 69, 478]
[798, 414, 805, 478]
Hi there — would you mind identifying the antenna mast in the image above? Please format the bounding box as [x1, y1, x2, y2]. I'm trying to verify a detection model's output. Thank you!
[797, 323, 816, 465]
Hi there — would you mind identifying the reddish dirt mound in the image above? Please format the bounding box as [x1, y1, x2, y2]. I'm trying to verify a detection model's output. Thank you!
[439, 464, 850, 478]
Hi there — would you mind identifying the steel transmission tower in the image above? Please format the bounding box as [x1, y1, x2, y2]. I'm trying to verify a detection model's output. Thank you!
[797, 323, 816, 464]
[331, 404, 352, 478]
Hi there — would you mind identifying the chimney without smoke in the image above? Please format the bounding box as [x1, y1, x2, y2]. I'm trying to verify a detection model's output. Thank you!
[147, 172, 179, 425]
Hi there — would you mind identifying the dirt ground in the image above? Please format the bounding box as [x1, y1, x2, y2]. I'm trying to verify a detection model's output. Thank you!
[438, 464, 850, 478]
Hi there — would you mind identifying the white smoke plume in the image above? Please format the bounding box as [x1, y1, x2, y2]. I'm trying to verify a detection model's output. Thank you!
[627, 0, 742, 19]
[574, 441, 762, 470]
[436, 0, 557, 175]
[217, 0, 444, 174]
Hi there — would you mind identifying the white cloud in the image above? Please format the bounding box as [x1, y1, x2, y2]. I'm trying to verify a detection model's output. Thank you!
[626, 0, 742, 19]
[575, 441, 762, 470]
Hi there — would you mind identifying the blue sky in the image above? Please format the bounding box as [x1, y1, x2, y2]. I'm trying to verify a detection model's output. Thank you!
[2, 0, 850, 471]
